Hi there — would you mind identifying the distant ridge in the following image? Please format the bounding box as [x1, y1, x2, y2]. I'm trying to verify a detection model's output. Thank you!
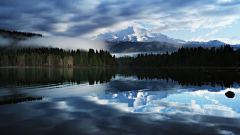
[0, 29, 42, 39]
[110, 41, 178, 53]
[186, 40, 227, 46]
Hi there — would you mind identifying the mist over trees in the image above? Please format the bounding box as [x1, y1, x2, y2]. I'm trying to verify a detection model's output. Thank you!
[118, 45, 240, 67]
[0, 47, 118, 67]
[0, 29, 44, 47]
[0, 29, 118, 67]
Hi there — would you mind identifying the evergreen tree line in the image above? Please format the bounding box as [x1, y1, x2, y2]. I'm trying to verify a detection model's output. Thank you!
[0, 47, 119, 67]
[118, 45, 240, 67]
[0, 29, 43, 37]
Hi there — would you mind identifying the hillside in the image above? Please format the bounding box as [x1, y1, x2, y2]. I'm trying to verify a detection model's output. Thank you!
[0, 29, 42, 40]
[109, 41, 179, 53]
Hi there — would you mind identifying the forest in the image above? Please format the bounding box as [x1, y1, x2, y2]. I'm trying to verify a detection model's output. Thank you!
[0, 29, 118, 67]
[117, 45, 240, 67]
[0, 47, 119, 67]
[0, 29, 43, 38]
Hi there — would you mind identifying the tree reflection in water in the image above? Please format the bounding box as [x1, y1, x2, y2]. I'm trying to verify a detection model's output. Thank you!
[0, 67, 240, 134]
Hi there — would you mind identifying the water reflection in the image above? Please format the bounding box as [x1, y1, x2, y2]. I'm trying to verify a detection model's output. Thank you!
[0, 93, 42, 105]
[0, 68, 118, 87]
[119, 67, 240, 88]
[0, 68, 240, 134]
[87, 76, 240, 116]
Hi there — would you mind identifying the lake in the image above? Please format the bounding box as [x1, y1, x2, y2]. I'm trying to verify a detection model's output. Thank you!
[0, 68, 239, 135]
[111, 51, 175, 58]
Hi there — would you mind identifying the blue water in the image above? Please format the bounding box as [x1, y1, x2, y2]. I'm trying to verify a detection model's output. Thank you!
[0, 68, 239, 135]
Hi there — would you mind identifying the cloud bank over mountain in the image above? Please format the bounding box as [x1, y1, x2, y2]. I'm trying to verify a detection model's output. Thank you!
[95, 27, 186, 43]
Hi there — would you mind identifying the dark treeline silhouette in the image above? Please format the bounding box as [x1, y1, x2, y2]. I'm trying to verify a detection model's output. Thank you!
[118, 45, 240, 67]
[0, 29, 43, 38]
[1, 67, 240, 89]
[0, 93, 42, 105]
[0, 47, 119, 67]
[118, 68, 240, 88]
[117, 56, 134, 66]
[0, 68, 118, 87]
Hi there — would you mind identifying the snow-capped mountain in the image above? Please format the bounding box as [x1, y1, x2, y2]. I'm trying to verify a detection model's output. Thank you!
[94, 27, 236, 53]
[94, 27, 186, 44]
[93, 27, 239, 53]
[94, 27, 231, 46]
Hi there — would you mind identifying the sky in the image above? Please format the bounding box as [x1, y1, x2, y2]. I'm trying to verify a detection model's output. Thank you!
[0, 0, 240, 44]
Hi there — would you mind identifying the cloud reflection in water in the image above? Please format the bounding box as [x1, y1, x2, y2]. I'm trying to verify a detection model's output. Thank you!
[0, 72, 240, 134]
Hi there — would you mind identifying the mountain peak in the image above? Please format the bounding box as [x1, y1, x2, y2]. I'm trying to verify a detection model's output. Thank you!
[94, 27, 185, 43]
[94, 27, 228, 46]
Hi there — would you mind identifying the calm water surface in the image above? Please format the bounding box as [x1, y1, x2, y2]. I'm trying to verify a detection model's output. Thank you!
[0, 68, 239, 135]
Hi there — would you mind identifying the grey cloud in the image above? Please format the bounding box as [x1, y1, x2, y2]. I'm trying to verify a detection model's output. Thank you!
[35, 24, 55, 32]
[219, 0, 240, 6]
[0, 0, 239, 36]
[23, 7, 53, 14]
[0, 0, 37, 7]
[0, 96, 239, 134]
[67, 15, 121, 36]
[152, 21, 197, 32]
[201, 6, 240, 17]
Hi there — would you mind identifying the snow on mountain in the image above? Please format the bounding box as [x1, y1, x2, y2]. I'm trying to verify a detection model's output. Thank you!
[94, 27, 230, 48]
[94, 27, 186, 44]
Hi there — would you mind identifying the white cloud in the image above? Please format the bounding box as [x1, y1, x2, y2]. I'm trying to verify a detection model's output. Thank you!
[19, 36, 108, 50]
[205, 29, 219, 37]
[1, 0, 240, 45]
[213, 38, 240, 45]
[218, 0, 231, 3]
[190, 29, 196, 33]
[187, 35, 208, 42]
[1, 0, 240, 37]
[187, 35, 240, 45]
[203, 104, 240, 117]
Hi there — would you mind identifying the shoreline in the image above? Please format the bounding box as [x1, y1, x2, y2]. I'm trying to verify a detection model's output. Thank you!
[0, 66, 239, 69]
[0, 66, 118, 68]
[118, 66, 240, 68]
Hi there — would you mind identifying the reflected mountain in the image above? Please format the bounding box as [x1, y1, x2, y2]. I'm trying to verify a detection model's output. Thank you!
[89, 74, 240, 114]
[90, 87, 240, 114]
